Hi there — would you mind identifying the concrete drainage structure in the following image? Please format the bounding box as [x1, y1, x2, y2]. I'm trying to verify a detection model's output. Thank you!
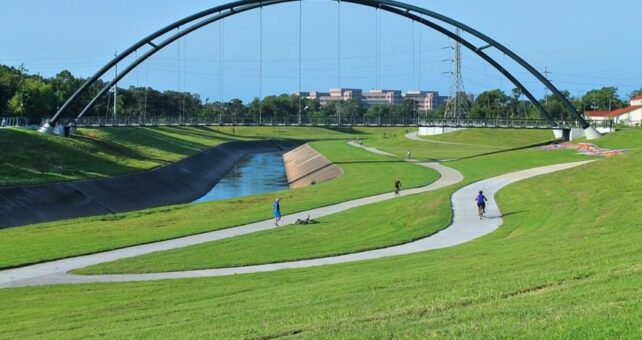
[283, 144, 343, 188]
[0, 140, 302, 228]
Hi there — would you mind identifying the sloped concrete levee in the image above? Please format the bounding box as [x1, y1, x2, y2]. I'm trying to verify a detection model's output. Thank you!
[0, 140, 302, 228]
[283, 144, 343, 188]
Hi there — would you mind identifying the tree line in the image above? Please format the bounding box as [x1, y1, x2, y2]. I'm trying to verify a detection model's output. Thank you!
[1, 64, 640, 123]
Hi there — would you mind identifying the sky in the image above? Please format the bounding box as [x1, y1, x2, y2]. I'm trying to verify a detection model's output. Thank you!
[1, 0, 641, 103]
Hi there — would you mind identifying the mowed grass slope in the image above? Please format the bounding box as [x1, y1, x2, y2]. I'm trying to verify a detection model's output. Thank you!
[76, 140, 589, 274]
[0, 140, 437, 269]
[356, 127, 554, 160]
[76, 188, 452, 274]
[0, 126, 364, 187]
[0, 127, 233, 186]
[0, 126, 551, 186]
[1, 133, 640, 338]
[0, 127, 551, 270]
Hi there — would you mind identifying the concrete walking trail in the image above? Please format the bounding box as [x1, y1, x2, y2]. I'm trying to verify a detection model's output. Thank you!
[0, 158, 461, 288]
[0, 147, 592, 288]
[347, 141, 396, 156]
[406, 132, 509, 149]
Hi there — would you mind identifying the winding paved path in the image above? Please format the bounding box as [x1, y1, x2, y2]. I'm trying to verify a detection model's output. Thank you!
[406, 132, 508, 149]
[0, 144, 592, 288]
[0, 158, 461, 288]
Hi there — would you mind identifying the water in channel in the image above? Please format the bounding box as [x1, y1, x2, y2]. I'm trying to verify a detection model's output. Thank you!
[194, 151, 289, 203]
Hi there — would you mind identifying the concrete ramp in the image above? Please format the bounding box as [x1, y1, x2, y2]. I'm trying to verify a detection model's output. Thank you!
[283, 144, 343, 189]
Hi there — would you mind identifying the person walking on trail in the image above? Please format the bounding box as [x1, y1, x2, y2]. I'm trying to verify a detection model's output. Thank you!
[476, 190, 488, 219]
[273, 198, 282, 226]
[394, 178, 402, 197]
[406, 149, 412, 159]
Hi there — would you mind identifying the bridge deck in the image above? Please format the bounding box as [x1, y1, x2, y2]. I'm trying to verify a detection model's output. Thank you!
[45, 116, 613, 130]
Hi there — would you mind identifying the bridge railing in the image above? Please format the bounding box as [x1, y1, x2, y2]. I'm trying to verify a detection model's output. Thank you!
[0, 117, 29, 128]
[43, 115, 423, 127]
[42, 116, 613, 130]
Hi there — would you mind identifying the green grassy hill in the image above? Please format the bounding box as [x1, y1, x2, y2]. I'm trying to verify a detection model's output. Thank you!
[2, 127, 639, 338]
[0, 126, 553, 186]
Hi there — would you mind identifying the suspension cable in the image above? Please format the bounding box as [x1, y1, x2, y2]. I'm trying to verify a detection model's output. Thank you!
[259, 2, 263, 125]
[499, 52, 506, 92]
[376, 6, 381, 89]
[337, 0, 341, 89]
[135, 49, 139, 117]
[337, 0, 342, 125]
[220, 18, 224, 106]
[182, 36, 188, 118]
[177, 28, 182, 120]
[412, 19, 416, 90]
[144, 60, 149, 119]
[105, 86, 111, 118]
[418, 13, 422, 91]
[298, 0, 302, 125]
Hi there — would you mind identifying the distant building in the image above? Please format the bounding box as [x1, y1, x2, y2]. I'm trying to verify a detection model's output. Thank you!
[296, 88, 452, 111]
[295, 91, 329, 101]
[585, 95, 642, 126]
[303, 88, 363, 106]
[403, 91, 449, 112]
[361, 89, 402, 107]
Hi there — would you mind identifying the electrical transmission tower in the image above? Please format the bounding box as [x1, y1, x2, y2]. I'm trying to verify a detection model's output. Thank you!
[444, 28, 469, 119]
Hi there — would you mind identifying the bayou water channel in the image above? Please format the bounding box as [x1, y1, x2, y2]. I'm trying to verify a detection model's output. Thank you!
[194, 151, 289, 203]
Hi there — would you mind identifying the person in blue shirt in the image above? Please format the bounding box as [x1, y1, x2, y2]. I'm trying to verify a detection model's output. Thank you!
[475, 190, 488, 219]
[273, 198, 282, 226]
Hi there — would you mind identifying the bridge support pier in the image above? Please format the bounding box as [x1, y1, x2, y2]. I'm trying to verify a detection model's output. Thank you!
[584, 126, 602, 140]
[554, 126, 602, 142]
[37, 122, 54, 135]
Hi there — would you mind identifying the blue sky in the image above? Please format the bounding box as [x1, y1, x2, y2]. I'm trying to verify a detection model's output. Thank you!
[1, 0, 641, 103]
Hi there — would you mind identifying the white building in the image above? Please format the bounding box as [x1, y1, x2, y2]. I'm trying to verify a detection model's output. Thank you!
[586, 94, 642, 126]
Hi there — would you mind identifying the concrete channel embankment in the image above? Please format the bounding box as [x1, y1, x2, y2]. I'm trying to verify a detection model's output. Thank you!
[283, 144, 343, 188]
[0, 140, 302, 228]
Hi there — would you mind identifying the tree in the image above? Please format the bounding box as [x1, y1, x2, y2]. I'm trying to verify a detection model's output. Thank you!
[0, 65, 26, 116]
[365, 104, 392, 119]
[391, 99, 416, 118]
[337, 99, 364, 121]
[470, 89, 510, 119]
[629, 88, 642, 100]
[543, 90, 573, 120]
[8, 77, 56, 121]
[581, 87, 624, 111]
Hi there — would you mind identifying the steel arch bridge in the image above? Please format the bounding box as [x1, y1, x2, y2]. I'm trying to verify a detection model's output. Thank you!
[39, 0, 602, 139]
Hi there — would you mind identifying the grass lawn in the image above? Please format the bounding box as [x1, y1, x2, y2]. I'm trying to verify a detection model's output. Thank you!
[355, 127, 555, 160]
[0, 140, 640, 338]
[0, 140, 437, 269]
[0, 126, 551, 186]
[0, 126, 367, 187]
[0, 127, 551, 270]
[76, 188, 452, 274]
[76, 142, 590, 274]
[0, 127, 232, 186]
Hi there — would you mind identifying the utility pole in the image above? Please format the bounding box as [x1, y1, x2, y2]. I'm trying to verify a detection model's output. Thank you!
[543, 66, 551, 106]
[443, 28, 468, 119]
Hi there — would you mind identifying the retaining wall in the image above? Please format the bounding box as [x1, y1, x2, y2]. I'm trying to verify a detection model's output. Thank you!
[0, 140, 302, 228]
[283, 144, 343, 188]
